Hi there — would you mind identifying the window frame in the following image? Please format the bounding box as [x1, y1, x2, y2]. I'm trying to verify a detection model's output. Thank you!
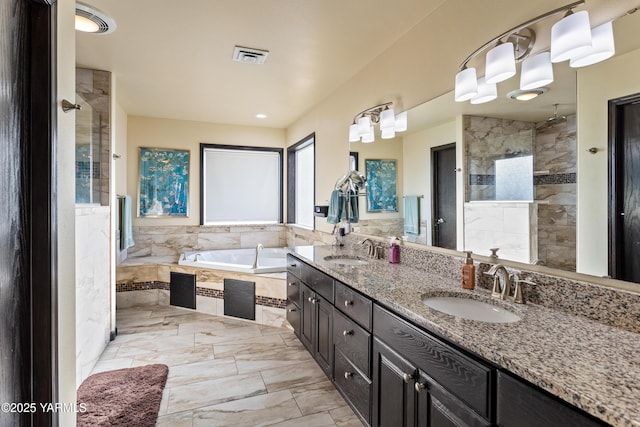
[287, 133, 315, 228]
[200, 143, 283, 225]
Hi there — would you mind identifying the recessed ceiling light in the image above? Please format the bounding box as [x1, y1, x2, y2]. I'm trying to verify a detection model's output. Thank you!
[507, 87, 549, 101]
[256, 114, 268, 119]
[75, 2, 116, 34]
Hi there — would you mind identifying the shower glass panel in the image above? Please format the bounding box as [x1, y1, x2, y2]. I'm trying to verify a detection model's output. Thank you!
[75, 95, 102, 204]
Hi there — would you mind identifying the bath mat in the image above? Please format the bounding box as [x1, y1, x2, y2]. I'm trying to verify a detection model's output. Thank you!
[77, 364, 168, 427]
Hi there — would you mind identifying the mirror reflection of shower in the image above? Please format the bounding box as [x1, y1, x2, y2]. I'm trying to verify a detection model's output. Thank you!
[75, 95, 102, 204]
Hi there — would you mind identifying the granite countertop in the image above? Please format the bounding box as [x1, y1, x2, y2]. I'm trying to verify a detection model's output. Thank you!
[288, 245, 640, 427]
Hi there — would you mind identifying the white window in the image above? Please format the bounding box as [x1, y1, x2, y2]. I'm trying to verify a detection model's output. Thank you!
[288, 134, 315, 229]
[201, 145, 282, 224]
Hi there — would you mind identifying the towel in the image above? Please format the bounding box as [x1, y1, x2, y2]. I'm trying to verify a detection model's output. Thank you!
[348, 190, 359, 223]
[327, 190, 344, 224]
[404, 196, 420, 235]
[120, 195, 135, 250]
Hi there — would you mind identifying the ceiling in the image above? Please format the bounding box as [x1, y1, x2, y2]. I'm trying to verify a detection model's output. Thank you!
[75, 0, 640, 130]
[75, 0, 447, 128]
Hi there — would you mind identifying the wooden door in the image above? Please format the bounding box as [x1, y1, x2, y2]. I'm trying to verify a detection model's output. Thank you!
[609, 94, 640, 283]
[432, 144, 457, 249]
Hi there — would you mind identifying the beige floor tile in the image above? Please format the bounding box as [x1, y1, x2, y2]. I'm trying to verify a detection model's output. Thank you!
[291, 380, 349, 415]
[192, 390, 301, 427]
[165, 357, 238, 387]
[268, 412, 337, 427]
[260, 360, 328, 393]
[95, 305, 363, 426]
[131, 344, 214, 368]
[166, 372, 266, 414]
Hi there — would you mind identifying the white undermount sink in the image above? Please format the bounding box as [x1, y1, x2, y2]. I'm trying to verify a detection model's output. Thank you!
[423, 296, 520, 323]
[323, 255, 369, 266]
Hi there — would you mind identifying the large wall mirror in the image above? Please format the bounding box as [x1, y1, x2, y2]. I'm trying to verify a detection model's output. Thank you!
[350, 8, 640, 288]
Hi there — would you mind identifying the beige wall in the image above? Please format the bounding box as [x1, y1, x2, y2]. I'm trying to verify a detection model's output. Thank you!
[57, 0, 77, 424]
[577, 47, 640, 276]
[126, 116, 286, 227]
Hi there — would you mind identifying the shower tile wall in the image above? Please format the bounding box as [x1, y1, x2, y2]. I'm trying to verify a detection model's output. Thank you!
[534, 114, 577, 271]
[76, 68, 111, 206]
[464, 116, 534, 201]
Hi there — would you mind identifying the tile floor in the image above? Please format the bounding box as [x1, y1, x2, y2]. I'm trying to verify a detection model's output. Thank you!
[91, 304, 364, 427]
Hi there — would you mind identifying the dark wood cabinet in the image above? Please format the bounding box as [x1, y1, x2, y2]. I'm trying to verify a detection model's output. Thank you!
[373, 305, 493, 427]
[294, 270, 334, 379]
[496, 371, 608, 427]
[286, 254, 606, 427]
[372, 337, 417, 427]
[289, 253, 335, 377]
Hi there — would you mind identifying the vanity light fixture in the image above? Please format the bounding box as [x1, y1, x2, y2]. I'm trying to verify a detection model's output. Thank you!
[348, 102, 407, 143]
[454, 1, 617, 105]
[75, 2, 116, 34]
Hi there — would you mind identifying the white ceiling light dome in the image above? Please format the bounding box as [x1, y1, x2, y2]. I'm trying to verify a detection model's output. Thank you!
[75, 2, 116, 34]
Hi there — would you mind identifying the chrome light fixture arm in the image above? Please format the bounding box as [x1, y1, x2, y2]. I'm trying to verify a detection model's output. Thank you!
[458, 0, 585, 71]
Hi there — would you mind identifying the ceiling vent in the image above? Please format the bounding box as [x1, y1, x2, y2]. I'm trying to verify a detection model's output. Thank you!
[232, 46, 269, 64]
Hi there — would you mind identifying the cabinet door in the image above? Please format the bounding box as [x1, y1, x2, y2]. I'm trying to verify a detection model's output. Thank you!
[497, 371, 608, 427]
[314, 294, 333, 378]
[372, 338, 416, 427]
[416, 371, 490, 427]
[299, 283, 314, 353]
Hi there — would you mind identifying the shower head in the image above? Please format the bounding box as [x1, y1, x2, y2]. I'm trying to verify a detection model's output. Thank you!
[537, 104, 567, 130]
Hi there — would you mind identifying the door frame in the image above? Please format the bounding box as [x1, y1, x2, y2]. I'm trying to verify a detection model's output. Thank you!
[431, 143, 457, 248]
[607, 92, 640, 280]
[28, 0, 58, 424]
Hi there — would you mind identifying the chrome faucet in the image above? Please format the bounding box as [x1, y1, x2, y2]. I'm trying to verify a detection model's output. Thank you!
[194, 253, 203, 261]
[361, 238, 375, 257]
[252, 243, 263, 269]
[487, 264, 511, 299]
[485, 264, 535, 304]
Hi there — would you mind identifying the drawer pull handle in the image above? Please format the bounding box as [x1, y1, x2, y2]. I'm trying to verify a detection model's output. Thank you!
[344, 371, 354, 380]
[414, 382, 426, 393]
[344, 300, 354, 307]
[288, 282, 296, 287]
[308, 297, 316, 304]
[343, 330, 353, 337]
[288, 308, 296, 313]
[402, 373, 414, 383]
[289, 264, 297, 268]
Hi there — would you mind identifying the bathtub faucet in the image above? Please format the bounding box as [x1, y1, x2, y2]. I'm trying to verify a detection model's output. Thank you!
[252, 244, 264, 269]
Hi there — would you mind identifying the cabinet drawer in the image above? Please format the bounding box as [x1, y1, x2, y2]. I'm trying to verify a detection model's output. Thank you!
[301, 263, 334, 303]
[286, 254, 302, 278]
[286, 274, 301, 305]
[286, 301, 300, 337]
[335, 347, 371, 425]
[333, 308, 371, 377]
[335, 281, 372, 331]
[373, 305, 493, 418]
[497, 371, 607, 427]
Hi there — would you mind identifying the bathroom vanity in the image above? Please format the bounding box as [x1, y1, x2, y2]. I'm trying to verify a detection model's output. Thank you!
[286, 245, 639, 427]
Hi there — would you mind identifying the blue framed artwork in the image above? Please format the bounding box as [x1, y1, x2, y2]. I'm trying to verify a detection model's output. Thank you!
[365, 159, 398, 212]
[138, 148, 189, 217]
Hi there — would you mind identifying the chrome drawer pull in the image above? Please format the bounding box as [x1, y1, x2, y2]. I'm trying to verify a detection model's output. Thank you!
[344, 371, 354, 380]
[288, 282, 295, 287]
[414, 382, 426, 393]
[288, 308, 296, 313]
[343, 330, 354, 336]
[344, 300, 354, 307]
[402, 373, 414, 384]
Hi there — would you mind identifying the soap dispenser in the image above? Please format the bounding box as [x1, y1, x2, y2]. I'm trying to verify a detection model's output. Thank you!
[461, 251, 475, 290]
[388, 237, 400, 264]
